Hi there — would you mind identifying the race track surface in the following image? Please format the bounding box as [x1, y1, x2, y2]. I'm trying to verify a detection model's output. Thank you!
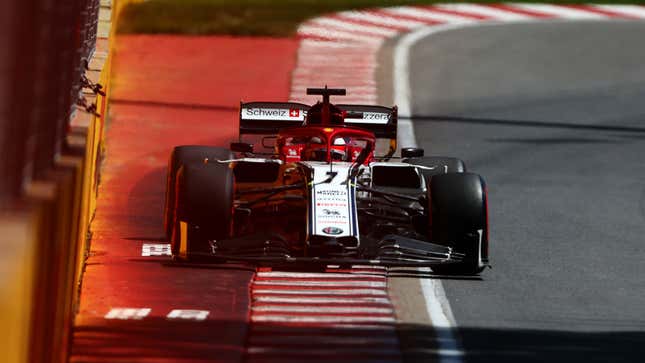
[385, 21, 645, 362]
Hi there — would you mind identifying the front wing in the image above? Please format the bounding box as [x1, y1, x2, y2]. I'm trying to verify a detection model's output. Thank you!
[190, 234, 464, 268]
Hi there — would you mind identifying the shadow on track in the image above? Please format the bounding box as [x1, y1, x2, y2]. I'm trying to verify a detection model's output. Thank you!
[111, 98, 239, 112]
[404, 114, 645, 134]
[70, 317, 645, 363]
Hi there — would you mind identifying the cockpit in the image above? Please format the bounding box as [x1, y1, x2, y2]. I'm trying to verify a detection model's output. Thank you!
[279, 130, 373, 163]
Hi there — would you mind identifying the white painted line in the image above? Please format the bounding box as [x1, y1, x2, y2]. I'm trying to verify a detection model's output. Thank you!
[254, 296, 391, 304]
[394, 24, 470, 363]
[418, 267, 463, 360]
[252, 315, 396, 323]
[253, 288, 387, 295]
[382, 6, 476, 24]
[141, 243, 171, 256]
[252, 305, 394, 314]
[594, 4, 645, 19]
[511, 4, 607, 19]
[104, 308, 151, 320]
[166, 309, 209, 321]
[254, 280, 386, 287]
[435, 3, 532, 21]
[257, 271, 385, 279]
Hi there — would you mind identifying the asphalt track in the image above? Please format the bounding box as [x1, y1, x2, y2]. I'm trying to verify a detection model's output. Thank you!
[384, 21, 645, 362]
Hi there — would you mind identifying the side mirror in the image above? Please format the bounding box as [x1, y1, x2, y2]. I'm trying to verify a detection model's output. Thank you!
[401, 147, 424, 158]
[230, 142, 253, 153]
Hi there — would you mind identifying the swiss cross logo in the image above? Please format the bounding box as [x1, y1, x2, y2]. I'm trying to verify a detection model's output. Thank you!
[289, 109, 300, 118]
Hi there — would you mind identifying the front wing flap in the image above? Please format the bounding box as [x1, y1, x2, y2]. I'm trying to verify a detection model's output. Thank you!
[197, 234, 462, 267]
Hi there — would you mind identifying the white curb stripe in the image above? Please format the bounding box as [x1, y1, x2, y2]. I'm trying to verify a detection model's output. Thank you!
[251, 323, 398, 332]
[512, 4, 608, 19]
[252, 306, 394, 314]
[254, 280, 386, 287]
[247, 346, 400, 355]
[337, 10, 427, 29]
[593, 5, 645, 19]
[298, 25, 386, 44]
[435, 3, 532, 20]
[249, 335, 399, 345]
[381, 6, 476, 24]
[253, 288, 387, 296]
[252, 315, 396, 323]
[257, 271, 385, 278]
[248, 267, 397, 359]
[310, 17, 400, 37]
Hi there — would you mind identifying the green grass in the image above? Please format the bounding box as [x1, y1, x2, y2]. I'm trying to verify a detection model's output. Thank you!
[117, 0, 644, 36]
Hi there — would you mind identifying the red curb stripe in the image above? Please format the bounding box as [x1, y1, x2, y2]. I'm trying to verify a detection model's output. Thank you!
[254, 276, 385, 282]
[484, 4, 555, 18]
[561, 4, 643, 19]
[330, 13, 412, 32]
[376, 9, 444, 25]
[252, 284, 385, 290]
[300, 23, 391, 40]
[414, 4, 491, 20]
[252, 311, 394, 317]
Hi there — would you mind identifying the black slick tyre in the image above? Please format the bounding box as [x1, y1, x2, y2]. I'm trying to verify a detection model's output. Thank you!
[163, 146, 232, 240]
[428, 172, 488, 275]
[171, 162, 234, 260]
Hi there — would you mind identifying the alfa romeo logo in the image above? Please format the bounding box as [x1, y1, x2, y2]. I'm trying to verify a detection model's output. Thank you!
[322, 226, 343, 235]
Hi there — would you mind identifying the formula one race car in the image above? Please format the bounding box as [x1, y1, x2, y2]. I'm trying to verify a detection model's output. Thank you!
[163, 87, 489, 275]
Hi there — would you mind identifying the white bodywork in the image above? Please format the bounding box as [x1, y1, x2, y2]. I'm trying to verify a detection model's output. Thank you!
[302, 162, 359, 239]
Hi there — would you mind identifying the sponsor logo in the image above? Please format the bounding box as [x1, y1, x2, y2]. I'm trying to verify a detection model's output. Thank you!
[242, 107, 307, 120]
[364, 112, 389, 120]
[322, 226, 344, 235]
[316, 190, 347, 196]
[245, 108, 287, 118]
[322, 209, 341, 216]
[345, 112, 389, 124]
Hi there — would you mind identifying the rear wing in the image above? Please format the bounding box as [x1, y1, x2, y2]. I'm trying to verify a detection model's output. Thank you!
[239, 102, 309, 135]
[239, 102, 397, 137]
[238, 101, 398, 155]
[337, 104, 397, 140]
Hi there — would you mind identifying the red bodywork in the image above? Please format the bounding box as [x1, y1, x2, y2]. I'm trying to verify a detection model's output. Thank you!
[275, 96, 377, 163]
[276, 126, 376, 163]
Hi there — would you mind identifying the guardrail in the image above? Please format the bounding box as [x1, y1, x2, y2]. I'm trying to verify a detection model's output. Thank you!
[0, 0, 122, 362]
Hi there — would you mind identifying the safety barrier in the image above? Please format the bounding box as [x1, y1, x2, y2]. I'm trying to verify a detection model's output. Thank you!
[0, 0, 125, 361]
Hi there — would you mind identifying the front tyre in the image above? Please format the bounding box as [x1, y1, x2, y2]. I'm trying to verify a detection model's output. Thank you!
[163, 146, 232, 239]
[171, 162, 234, 260]
[428, 172, 488, 275]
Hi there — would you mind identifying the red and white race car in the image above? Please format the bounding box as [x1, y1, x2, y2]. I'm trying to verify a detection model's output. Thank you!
[163, 87, 489, 275]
